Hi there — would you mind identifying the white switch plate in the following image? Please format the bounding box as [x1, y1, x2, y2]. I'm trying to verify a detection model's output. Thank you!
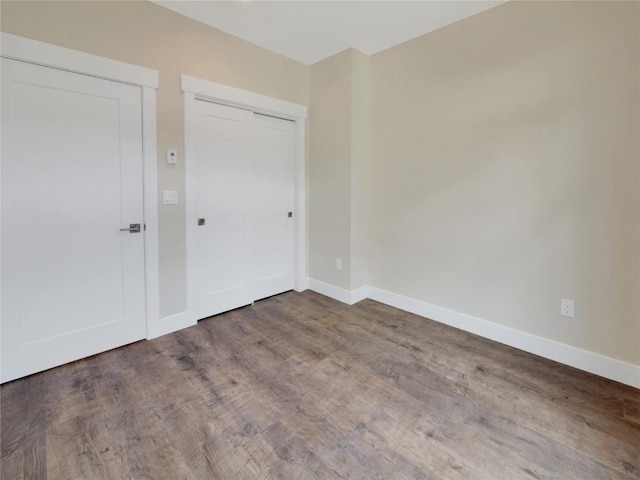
[336, 258, 342, 271]
[163, 190, 178, 204]
[166, 149, 177, 165]
[561, 299, 575, 317]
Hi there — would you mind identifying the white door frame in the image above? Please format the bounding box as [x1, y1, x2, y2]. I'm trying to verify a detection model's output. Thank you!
[0, 33, 161, 338]
[181, 74, 308, 324]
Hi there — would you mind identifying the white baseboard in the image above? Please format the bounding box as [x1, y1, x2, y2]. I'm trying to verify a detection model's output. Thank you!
[304, 279, 640, 388]
[147, 311, 196, 340]
[307, 278, 369, 305]
[351, 285, 370, 304]
[366, 286, 640, 389]
[294, 276, 309, 292]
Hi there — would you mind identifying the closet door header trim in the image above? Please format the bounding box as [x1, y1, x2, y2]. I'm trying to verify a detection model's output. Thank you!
[180, 74, 307, 120]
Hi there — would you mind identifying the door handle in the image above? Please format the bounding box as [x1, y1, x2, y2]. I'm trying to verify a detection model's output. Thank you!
[120, 223, 141, 233]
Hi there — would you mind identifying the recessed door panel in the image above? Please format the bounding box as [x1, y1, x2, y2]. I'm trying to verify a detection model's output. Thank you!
[1, 58, 146, 382]
[252, 114, 295, 300]
[192, 100, 254, 318]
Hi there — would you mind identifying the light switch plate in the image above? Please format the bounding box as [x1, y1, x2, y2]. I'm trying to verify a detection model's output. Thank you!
[163, 190, 178, 204]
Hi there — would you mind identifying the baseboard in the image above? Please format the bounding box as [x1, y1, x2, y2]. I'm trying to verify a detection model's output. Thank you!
[307, 278, 369, 305]
[294, 276, 309, 292]
[351, 285, 370, 304]
[367, 286, 640, 389]
[147, 311, 196, 340]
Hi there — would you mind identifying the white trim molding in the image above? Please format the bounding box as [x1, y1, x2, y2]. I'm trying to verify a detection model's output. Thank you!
[180, 75, 307, 120]
[1, 33, 161, 341]
[350, 285, 370, 305]
[306, 279, 640, 388]
[141, 86, 161, 338]
[183, 90, 198, 325]
[0, 33, 158, 88]
[182, 75, 308, 322]
[307, 278, 369, 306]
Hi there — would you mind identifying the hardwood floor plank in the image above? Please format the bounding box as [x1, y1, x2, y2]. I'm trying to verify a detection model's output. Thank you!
[0, 450, 24, 480]
[2, 290, 639, 479]
[322, 301, 640, 477]
[624, 398, 640, 425]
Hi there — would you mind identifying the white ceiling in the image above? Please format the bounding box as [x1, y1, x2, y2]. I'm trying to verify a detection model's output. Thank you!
[152, 1, 506, 65]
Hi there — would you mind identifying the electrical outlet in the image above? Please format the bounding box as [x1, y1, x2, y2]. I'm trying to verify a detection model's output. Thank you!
[166, 149, 177, 165]
[561, 299, 575, 317]
[335, 258, 342, 271]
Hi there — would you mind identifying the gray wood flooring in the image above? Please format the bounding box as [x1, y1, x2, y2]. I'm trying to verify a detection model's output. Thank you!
[1, 291, 639, 479]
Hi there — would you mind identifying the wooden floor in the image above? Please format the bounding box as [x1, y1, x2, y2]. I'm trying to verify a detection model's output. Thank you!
[1, 291, 639, 479]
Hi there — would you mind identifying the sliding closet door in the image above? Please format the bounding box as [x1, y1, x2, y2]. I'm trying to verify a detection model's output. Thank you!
[188, 101, 296, 320]
[190, 100, 254, 319]
[252, 114, 295, 300]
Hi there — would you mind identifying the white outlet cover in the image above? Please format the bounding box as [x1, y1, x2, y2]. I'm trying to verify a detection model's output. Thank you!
[561, 299, 575, 317]
[166, 149, 177, 164]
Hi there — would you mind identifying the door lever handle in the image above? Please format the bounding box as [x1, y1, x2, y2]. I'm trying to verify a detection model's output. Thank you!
[120, 223, 141, 233]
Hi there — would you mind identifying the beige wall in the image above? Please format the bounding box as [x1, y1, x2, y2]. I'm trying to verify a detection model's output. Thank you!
[369, 0, 640, 364]
[349, 50, 370, 290]
[309, 50, 353, 290]
[0, 1, 309, 317]
[308, 48, 370, 290]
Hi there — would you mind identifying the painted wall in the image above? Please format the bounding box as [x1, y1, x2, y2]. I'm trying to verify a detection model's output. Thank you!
[369, 0, 640, 365]
[350, 50, 371, 291]
[308, 50, 353, 290]
[0, 0, 309, 318]
[308, 48, 370, 291]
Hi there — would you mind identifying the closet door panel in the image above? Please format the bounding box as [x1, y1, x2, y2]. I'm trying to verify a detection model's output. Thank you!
[252, 114, 295, 300]
[191, 100, 254, 319]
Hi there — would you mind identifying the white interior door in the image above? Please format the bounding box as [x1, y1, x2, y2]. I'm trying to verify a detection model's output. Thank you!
[252, 114, 295, 300]
[1, 58, 146, 383]
[191, 100, 254, 319]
